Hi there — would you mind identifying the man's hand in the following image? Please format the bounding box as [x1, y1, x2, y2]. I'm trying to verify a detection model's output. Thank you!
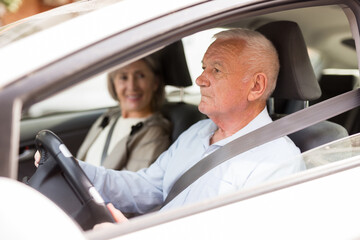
[93, 203, 128, 230]
[107, 203, 128, 223]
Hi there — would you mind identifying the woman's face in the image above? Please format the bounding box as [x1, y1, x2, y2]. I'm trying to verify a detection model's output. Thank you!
[113, 60, 159, 118]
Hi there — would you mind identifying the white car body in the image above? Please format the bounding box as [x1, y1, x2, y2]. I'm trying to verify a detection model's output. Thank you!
[1, 0, 360, 239]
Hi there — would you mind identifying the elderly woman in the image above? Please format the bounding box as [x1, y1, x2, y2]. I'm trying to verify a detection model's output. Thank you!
[76, 56, 171, 171]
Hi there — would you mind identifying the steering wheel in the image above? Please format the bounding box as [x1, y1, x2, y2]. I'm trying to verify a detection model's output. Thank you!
[26, 130, 115, 230]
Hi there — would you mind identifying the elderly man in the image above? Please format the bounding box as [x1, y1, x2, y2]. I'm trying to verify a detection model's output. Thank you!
[36, 28, 304, 221]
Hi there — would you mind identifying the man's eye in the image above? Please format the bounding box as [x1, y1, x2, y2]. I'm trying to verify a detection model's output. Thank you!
[213, 68, 220, 73]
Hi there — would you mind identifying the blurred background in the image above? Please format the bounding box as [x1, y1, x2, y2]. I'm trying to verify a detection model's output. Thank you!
[0, 0, 80, 26]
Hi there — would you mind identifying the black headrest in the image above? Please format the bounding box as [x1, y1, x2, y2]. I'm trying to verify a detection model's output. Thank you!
[157, 41, 193, 87]
[319, 74, 357, 97]
[257, 21, 321, 100]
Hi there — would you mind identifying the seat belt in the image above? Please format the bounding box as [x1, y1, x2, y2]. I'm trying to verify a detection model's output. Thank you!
[162, 88, 360, 207]
[101, 116, 120, 164]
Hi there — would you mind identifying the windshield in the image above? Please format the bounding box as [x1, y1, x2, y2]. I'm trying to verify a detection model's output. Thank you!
[303, 133, 360, 168]
[0, 0, 122, 48]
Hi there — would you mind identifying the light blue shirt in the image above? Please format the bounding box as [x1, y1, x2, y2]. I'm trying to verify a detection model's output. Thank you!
[79, 108, 304, 214]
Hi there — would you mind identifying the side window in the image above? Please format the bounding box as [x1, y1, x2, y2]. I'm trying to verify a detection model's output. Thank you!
[26, 73, 117, 118]
[26, 28, 224, 118]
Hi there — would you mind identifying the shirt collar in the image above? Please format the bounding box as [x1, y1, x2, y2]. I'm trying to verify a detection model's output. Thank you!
[199, 107, 272, 147]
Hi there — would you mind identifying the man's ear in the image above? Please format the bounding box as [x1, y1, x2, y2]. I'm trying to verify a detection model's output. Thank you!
[247, 73, 267, 102]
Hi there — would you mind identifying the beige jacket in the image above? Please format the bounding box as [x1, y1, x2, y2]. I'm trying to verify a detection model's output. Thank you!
[76, 108, 171, 171]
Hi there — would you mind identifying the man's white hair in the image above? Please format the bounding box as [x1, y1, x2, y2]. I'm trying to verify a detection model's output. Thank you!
[214, 28, 280, 100]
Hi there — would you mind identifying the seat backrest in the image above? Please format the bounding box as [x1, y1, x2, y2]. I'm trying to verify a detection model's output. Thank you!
[317, 74, 357, 101]
[311, 73, 359, 134]
[257, 21, 348, 152]
[160, 102, 206, 142]
[156, 41, 206, 142]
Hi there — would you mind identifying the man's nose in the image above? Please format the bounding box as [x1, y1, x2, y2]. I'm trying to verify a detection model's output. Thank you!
[196, 71, 210, 87]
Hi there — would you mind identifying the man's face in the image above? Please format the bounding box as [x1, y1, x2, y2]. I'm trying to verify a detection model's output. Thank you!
[196, 39, 253, 119]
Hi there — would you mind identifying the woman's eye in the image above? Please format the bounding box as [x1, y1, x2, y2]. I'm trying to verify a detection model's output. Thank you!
[135, 72, 145, 79]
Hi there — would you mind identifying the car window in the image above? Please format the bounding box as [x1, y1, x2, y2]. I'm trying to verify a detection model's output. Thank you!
[303, 133, 360, 168]
[24, 73, 117, 118]
[24, 29, 226, 119]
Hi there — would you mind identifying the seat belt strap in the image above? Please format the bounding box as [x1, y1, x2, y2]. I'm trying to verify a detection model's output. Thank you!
[101, 115, 120, 164]
[162, 88, 360, 207]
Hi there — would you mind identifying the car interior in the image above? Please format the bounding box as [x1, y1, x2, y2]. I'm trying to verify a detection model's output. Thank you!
[310, 73, 360, 134]
[15, 4, 358, 179]
[256, 20, 349, 152]
[17, 39, 209, 181]
[156, 40, 207, 142]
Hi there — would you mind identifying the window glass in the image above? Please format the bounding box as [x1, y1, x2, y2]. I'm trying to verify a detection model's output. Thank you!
[303, 133, 360, 168]
[26, 28, 226, 118]
[26, 73, 117, 118]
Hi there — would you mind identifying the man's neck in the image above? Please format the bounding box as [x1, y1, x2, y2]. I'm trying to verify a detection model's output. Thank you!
[210, 105, 265, 145]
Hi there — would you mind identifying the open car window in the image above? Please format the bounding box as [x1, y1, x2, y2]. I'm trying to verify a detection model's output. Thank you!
[303, 133, 360, 169]
[24, 73, 117, 118]
[24, 28, 225, 119]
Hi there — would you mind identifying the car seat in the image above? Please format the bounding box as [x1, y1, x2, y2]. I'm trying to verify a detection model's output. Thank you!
[311, 73, 359, 134]
[257, 21, 348, 152]
[157, 41, 207, 142]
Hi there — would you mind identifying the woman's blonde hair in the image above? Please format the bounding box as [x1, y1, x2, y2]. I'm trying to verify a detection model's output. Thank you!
[107, 55, 165, 111]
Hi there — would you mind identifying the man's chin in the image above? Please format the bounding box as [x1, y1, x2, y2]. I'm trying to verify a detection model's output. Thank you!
[198, 104, 210, 116]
